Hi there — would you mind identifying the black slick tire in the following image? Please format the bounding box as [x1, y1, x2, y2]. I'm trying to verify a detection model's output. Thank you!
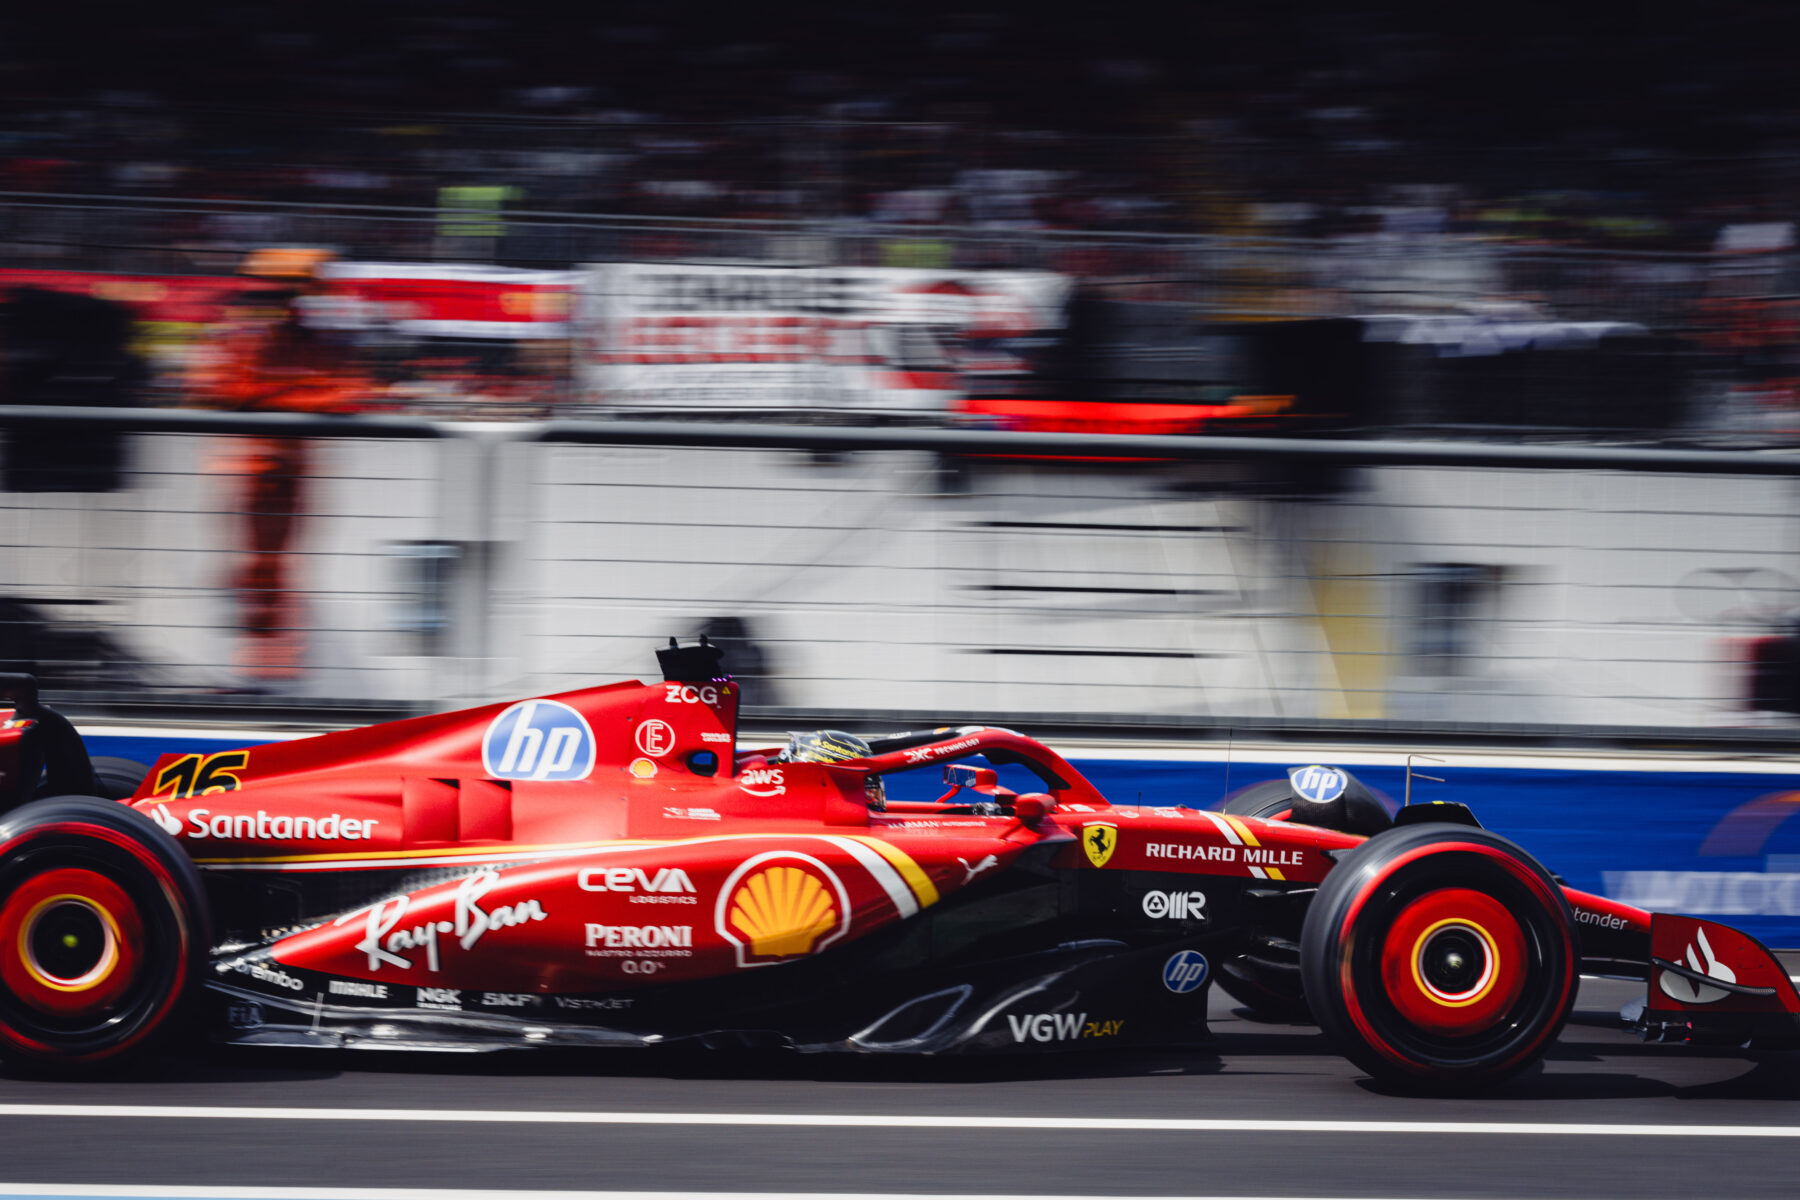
[1299, 824, 1577, 1091]
[0, 796, 209, 1071]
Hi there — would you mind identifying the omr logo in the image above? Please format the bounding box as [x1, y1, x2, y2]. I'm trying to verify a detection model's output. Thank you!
[482, 699, 595, 781]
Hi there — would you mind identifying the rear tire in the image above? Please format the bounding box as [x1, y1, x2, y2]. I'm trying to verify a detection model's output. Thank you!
[90, 758, 150, 802]
[0, 796, 208, 1070]
[1221, 780, 1299, 823]
[1300, 824, 1576, 1090]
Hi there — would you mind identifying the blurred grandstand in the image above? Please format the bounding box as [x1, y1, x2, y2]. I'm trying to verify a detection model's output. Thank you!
[0, 3, 1797, 437]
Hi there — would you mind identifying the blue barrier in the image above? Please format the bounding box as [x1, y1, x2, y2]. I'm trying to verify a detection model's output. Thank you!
[86, 732, 1800, 947]
[1070, 758, 1800, 949]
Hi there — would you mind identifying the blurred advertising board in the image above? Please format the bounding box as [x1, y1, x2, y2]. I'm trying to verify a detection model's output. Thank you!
[575, 263, 1071, 413]
[315, 262, 576, 339]
[1, 265, 582, 340]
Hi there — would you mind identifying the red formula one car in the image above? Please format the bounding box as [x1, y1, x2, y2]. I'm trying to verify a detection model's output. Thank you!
[0, 643, 1797, 1089]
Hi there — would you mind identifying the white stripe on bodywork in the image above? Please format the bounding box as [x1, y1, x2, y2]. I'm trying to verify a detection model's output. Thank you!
[819, 835, 919, 918]
[1200, 811, 1242, 845]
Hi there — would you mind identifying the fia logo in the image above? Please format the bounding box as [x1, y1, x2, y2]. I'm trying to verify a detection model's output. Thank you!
[1162, 949, 1209, 994]
[1289, 765, 1348, 804]
[482, 699, 596, 781]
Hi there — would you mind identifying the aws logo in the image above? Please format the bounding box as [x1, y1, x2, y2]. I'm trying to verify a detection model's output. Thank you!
[716, 852, 850, 968]
[482, 699, 595, 782]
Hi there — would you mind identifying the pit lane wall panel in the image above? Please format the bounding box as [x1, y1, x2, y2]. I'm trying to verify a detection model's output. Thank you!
[8, 438, 1797, 730]
[77, 728, 1800, 948]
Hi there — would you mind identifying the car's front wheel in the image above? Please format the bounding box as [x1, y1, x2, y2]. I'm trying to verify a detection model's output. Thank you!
[1299, 824, 1577, 1090]
[0, 796, 208, 1070]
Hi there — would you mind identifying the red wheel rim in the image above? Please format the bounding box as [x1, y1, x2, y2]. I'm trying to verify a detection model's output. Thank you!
[0, 868, 144, 1018]
[1379, 887, 1527, 1037]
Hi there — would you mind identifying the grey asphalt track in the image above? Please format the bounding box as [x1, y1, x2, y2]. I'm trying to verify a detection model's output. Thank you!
[0, 977, 1796, 1199]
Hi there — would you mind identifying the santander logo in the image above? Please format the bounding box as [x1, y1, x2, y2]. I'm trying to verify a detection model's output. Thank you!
[1658, 926, 1737, 1005]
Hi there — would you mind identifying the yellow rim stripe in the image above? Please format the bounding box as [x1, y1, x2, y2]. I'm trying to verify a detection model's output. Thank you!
[18, 894, 122, 992]
[850, 837, 940, 908]
[1409, 917, 1501, 1007]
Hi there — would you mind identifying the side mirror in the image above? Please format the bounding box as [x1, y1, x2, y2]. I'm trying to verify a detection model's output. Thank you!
[943, 764, 997, 790]
[1014, 793, 1054, 824]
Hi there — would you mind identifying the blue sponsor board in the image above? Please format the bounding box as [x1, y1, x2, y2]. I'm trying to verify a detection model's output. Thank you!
[83, 731, 1800, 946]
[1067, 758, 1800, 949]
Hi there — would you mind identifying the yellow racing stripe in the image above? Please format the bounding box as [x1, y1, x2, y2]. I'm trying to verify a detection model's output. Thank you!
[851, 836, 941, 908]
[1222, 815, 1262, 847]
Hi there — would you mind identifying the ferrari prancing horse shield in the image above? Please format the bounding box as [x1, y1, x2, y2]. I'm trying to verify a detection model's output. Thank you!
[1082, 823, 1118, 868]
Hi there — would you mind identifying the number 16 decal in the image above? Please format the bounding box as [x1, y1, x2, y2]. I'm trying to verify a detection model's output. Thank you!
[154, 751, 249, 798]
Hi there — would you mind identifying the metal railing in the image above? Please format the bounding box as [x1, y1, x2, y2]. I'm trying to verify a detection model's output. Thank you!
[4, 408, 1799, 743]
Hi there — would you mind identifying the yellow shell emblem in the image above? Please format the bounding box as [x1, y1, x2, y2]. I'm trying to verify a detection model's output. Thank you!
[727, 863, 840, 961]
[1082, 823, 1118, 868]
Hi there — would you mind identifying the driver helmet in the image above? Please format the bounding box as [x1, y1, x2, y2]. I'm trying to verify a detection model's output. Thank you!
[781, 729, 871, 764]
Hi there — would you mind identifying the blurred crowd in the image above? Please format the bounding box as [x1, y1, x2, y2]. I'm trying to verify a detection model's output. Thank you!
[3, 4, 1800, 439]
[2, 4, 1797, 248]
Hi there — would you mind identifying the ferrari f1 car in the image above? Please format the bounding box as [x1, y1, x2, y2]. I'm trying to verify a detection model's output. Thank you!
[1, 643, 1797, 1090]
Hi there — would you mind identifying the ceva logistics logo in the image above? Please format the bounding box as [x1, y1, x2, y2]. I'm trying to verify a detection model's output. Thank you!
[482, 699, 596, 781]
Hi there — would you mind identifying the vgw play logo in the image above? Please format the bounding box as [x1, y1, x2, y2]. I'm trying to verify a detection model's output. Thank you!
[482, 699, 596, 781]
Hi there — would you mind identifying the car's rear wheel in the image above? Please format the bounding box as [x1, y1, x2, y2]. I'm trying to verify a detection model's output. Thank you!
[1299, 824, 1577, 1090]
[0, 796, 208, 1070]
[90, 758, 150, 802]
[1221, 780, 1300, 823]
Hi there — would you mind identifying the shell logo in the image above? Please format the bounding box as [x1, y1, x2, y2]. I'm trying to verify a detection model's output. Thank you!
[715, 851, 851, 968]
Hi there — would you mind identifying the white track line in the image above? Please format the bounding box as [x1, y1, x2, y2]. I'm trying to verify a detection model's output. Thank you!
[0, 1191, 1467, 1200]
[0, 1105, 1795, 1137]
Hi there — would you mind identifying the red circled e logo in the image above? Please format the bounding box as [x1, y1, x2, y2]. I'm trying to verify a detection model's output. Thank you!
[635, 719, 676, 758]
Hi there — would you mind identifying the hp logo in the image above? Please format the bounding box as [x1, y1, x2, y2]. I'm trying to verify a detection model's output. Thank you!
[482, 699, 596, 781]
[1162, 949, 1209, 995]
[1289, 765, 1348, 804]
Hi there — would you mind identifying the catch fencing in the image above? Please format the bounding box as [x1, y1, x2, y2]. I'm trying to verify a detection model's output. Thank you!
[3, 407, 1799, 743]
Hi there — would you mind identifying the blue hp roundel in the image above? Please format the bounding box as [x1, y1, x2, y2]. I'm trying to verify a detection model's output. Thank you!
[482, 699, 596, 781]
[1162, 949, 1209, 994]
[1288, 764, 1348, 805]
